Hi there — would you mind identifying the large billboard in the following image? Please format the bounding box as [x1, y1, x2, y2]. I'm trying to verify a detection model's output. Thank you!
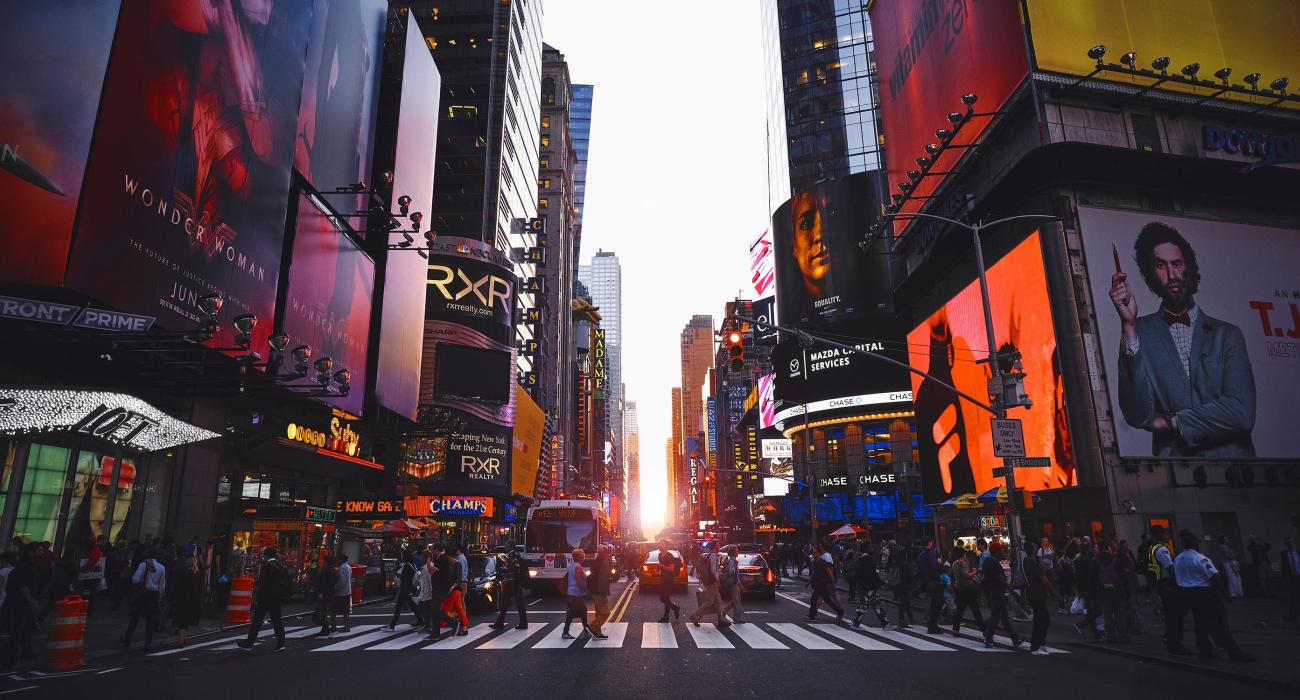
[511, 385, 545, 498]
[1026, 0, 1300, 113]
[66, 0, 313, 353]
[0, 2, 120, 288]
[870, 0, 1027, 229]
[771, 171, 892, 327]
[907, 232, 1074, 503]
[282, 193, 374, 417]
[1078, 207, 1300, 459]
[374, 14, 440, 419]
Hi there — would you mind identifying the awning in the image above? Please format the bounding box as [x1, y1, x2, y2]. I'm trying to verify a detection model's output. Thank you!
[829, 524, 865, 538]
[0, 386, 219, 452]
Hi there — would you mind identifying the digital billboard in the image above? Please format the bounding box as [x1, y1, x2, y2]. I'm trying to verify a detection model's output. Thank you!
[748, 229, 776, 298]
[66, 0, 313, 353]
[374, 12, 440, 419]
[1026, 0, 1300, 113]
[282, 193, 375, 417]
[771, 171, 892, 327]
[511, 385, 545, 498]
[1078, 207, 1300, 459]
[870, 0, 1027, 231]
[0, 2, 120, 287]
[907, 231, 1074, 503]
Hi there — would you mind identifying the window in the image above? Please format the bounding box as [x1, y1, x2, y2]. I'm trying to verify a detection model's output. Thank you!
[539, 178, 551, 189]
[539, 156, 550, 169]
[540, 134, 550, 148]
[541, 115, 551, 129]
[538, 197, 549, 209]
[1131, 113, 1162, 153]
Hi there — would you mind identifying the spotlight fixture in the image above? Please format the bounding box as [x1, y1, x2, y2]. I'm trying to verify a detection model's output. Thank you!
[268, 332, 290, 353]
[1120, 51, 1137, 68]
[1214, 67, 1232, 85]
[397, 195, 412, 215]
[947, 111, 964, 125]
[383, 170, 394, 185]
[400, 232, 414, 248]
[233, 314, 258, 346]
[1243, 72, 1261, 89]
[1180, 62, 1200, 78]
[333, 368, 352, 395]
[424, 229, 438, 246]
[915, 156, 930, 167]
[314, 356, 334, 386]
[1151, 56, 1170, 74]
[290, 344, 312, 376]
[1087, 45, 1106, 64]
[197, 294, 223, 319]
[1270, 76, 1289, 93]
[906, 169, 922, 182]
[935, 128, 952, 141]
[961, 93, 978, 107]
[898, 182, 913, 193]
[410, 211, 424, 231]
[924, 143, 940, 156]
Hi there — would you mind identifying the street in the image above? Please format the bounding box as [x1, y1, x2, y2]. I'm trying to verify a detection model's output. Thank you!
[6, 576, 1291, 700]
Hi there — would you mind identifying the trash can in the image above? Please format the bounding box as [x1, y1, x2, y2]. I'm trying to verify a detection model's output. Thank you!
[350, 563, 366, 604]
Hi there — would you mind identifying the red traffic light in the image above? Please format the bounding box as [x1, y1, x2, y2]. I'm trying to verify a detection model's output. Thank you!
[727, 331, 742, 344]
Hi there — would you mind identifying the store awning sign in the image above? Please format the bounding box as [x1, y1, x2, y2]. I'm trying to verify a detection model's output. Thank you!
[404, 495, 494, 518]
[0, 387, 218, 452]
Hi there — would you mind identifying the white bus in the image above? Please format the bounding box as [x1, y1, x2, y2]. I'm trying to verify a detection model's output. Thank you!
[524, 499, 610, 594]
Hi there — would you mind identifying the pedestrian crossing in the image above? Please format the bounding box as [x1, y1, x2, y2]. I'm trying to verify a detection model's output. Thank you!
[159, 620, 1072, 656]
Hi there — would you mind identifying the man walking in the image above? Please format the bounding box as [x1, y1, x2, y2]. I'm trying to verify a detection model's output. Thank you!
[656, 541, 681, 623]
[916, 537, 944, 634]
[807, 543, 844, 621]
[981, 541, 1022, 648]
[1072, 540, 1103, 640]
[423, 544, 462, 642]
[719, 545, 743, 624]
[120, 548, 165, 651]
[237, 547, 289, 652]
[1176, 530, 1254, 662]
[312, 556, 338, 638]
[387, 548, 424, 631]
[561, 548, 591, 640]
[1149, 525, 1186, 653]
[951, 547, 984, 635]
[330, 553, 352, 633]
[491, 543, 529, 630]
[588, 545, 611, 639]
[689, 544, 724, 627]
[1023, 540, 1056, 656]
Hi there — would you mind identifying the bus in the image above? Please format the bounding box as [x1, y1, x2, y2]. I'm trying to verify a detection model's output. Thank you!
[524, 499, 610, 594]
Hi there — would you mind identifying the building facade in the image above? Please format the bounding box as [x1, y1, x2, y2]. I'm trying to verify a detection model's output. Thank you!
[625, 400, 641, 538]
[578, 251, 624, 513]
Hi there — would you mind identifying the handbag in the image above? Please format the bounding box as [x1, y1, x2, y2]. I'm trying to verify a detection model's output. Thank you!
[1069, 596, 1085, 615]
[695, 586, 708, 607]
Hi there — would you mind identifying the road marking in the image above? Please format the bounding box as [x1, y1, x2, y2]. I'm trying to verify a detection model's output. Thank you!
[810, 624, 900, 651]
[641, 622, 677, 648]
[0, 687, 36, 695]
[768, 623, 842, 650]
[685, 623, 734, 648]
[423, 624, 493, 650]
[855, 627, 956, 651]
[611, 580, 637, 623]
[287, 624, 380, 640]
[147, 626, 308, 656]
[528, 598, 543, 606]
[533, 623, 584, 648]
[585, 623, 628, 648]
[312, 627, 407, 651]
[920, 630, 1008, 652]
[728, 622, 787, 649]
[476, 622, 547, 649]
[953, 629, 1069, 654]
[366, 631, 429, 650]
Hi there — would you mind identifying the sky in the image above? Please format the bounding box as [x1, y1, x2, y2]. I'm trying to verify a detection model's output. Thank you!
[542, 1, 771, 534]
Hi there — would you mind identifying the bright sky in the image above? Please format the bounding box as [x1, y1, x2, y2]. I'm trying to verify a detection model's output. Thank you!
[542, 2, 770, 534]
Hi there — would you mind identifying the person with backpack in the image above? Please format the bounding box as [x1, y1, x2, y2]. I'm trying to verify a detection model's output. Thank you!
[121, 548, 166, 651]
[719, 545, 743, 624]
[980, 540, 1023, 648]
[807, 543, 844, 621]
[387, 548, 424, 631]
[951, 547, 985, 635]
[312, 556, 339, 638]
[237, 547, 289, 652]
[689, 543, 724, 627]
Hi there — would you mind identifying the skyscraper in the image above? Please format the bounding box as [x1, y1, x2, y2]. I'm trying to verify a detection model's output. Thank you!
[579, 251, 624, 511]
[624, 400, 640, 538]
[677, 315, 714, 528]
[570, 84, 593, 232]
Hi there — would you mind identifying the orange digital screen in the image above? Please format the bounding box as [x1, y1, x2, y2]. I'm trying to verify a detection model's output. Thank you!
[907, 232, 1075, 503]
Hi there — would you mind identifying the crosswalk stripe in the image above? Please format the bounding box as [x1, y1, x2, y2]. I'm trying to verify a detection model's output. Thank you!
[920, 630, 1008, 652]
[312, 627, 407, 651]
[423, 624, 494, 650]
[366, 630, 429, 650]
[728, 622, 787, 649]
[810, 624, 901, 651]
[476, 622, 547, 649]
[685, 623, 733, 648]
[585, 623, 628, 648]
[854, 627, 957, 651]
[641, 622, 677, 648]
[287, 624, 381, 640]
[768, 623, 842, 650]
[534, 624, 583, 648]
[147, 626, 308, 656]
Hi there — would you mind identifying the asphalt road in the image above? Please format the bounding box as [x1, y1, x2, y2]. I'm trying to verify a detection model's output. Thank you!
[7, 575, 1289, 699]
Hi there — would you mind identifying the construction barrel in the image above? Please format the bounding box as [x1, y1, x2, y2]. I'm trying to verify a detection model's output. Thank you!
[225, 576, 254, 623]
[47, 595, 88, 669]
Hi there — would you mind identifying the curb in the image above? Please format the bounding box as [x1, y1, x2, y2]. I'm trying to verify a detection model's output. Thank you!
[1063, 640, 1299, 692]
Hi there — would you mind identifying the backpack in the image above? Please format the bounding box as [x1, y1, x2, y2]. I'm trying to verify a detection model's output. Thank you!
[1098, 558, 1119, 591]
[697, 554, 716, 585]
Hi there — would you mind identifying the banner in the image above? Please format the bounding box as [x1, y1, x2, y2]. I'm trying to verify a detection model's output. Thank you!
[906, 232, 1074, 503]
[1078, 206, 1300, 459]
[67, 0, 313, 353]
[445, 426, 511, 489]
[0, 2, 119, 287]
[749, 229, 776, 298]
[511, 385, 545, 498]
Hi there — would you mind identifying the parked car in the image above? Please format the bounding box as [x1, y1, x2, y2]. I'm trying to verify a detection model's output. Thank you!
[638, 549, 688, 592]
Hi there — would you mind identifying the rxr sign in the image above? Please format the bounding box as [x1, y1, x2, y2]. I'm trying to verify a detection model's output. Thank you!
[426, 265, 511, 310]
[461, 455, 502, 480]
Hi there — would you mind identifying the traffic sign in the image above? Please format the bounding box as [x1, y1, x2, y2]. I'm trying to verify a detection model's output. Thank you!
[1004, 457, 1051, 468]
[991, 418, 1025, 457]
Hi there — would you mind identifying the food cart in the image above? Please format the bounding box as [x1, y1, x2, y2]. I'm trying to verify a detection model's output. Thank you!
[250, 504, 337, 601]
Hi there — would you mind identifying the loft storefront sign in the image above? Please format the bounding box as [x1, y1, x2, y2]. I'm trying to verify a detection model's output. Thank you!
[0, 388, 217, 452]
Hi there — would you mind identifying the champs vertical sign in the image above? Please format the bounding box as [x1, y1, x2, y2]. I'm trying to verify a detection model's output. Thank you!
[592, 328, 607, 399]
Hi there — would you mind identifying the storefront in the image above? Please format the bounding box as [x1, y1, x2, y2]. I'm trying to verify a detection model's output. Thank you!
[403, 495, 503, 549]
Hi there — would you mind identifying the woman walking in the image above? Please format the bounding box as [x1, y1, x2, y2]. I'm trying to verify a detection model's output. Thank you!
[561, 548, 590, 640]
[1219, 536, 1244, 599]
[172, 556, 203, 647]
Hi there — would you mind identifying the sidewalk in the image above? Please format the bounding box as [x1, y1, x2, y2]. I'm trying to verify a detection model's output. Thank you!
[781, 571, 1300, 690]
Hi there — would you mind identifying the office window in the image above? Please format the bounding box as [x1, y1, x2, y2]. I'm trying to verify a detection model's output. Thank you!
[541, 115, 551, 129]
[539, 156, 550, 169]
[540, 135, 550, 148]
[538, 197, 549, 209]
[539, 178, 551, 189]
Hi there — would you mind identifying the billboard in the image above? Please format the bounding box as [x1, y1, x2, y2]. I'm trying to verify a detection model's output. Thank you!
[282, 193, 374, 416]
[1078, 207, 1300, 459]
[870, 0, 1027, 229]
[906, 231, 1074, 503]
[511, 385, 545, 498]
[66, 0, 313, 353]
[1026, 0, 1300, 113]
[0, 2, 119, 288]
[748, 229, 776, 298]
[374, 13, 440, 419]
[771, 171, 892, 327]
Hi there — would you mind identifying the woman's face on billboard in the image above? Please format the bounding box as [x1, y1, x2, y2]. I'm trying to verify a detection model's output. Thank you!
[791, 191, 829, 294]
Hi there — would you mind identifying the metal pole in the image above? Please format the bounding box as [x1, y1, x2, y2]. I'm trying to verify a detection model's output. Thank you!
[805, 396, 817, 543]
[100, 445, 126, 542]
[0, 439, 32, 546]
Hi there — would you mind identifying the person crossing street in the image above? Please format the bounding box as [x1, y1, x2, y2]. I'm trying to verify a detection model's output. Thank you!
[656, 541, 682, 623]
[491, 543, 529, 630]
[588, 545, 612, 639]
[388, 548, 424, 631]
[807, 543, 844, 621]
[237, 547, 289, 652]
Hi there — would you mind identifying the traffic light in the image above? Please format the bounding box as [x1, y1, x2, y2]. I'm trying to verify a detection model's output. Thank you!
[726, 331, 744, 372]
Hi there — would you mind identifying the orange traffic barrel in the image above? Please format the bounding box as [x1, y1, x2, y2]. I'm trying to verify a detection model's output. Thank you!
[225, 577, 254, 623]
[47, 595, 88, 669]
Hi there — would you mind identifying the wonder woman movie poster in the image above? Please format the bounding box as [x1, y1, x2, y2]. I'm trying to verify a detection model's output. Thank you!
[282, 193, 374, 416]
[0, 2, 120, 287]
[907, 232, 1075, 503]
[66, 0, 313, 353]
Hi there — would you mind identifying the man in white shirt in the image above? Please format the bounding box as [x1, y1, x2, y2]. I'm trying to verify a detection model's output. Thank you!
[121, 549, 166, 650]
[1175, 530, 1253, 662]
[331, 553, 352, 633]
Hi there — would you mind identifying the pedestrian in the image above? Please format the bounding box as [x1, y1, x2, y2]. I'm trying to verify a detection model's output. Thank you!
[719, 545, 743, 624]
[33, 542, 52, 608]
[843, 544, 860, 603]
[891, 542, 916, 629]
[1022, 540, 1056, 656]
[916, 537, 944, 633]
[0, 547, 37, 669]
[980, 541, 1022, 648]
[331, 553, 352, 633]
[106, 540, 129, 610]
[807, 543, 844, 621]
[689, 543, 723, 627]
[655, 540, 682, 623]
[1072, 539, 1103, 640]
[1281, 538, 1299, 624]
[1036, 537, 1058, 607]
[78, 537, 105, 617]
[588, 545, 611, 639]
[561, 548, 591, 640]
[312, 556, 339, 638]
[438, 545, 470, 635]
[172, 555, 203, 648]
[1116, 539, 1142, 636]
[1218, 536, 1244, 600]
[121, 548, 165, 651]
[491, 542, 529, 630]
[423, 544, 462, 642]
[236, 547, 289, 652]
[1096, 539, 1128, 642]
[1246, 535, 1272, 598]
[1175, 530, 1254, 662]
[1148, 525, 1186, 654]
[951, 547, 984, 634]
[851, 541, 889, 629]
[388, 548, 424, 630]
[1057, 541, 1078, 613]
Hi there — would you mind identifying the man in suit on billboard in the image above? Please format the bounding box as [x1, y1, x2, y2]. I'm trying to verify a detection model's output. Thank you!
[1109, 222, 1256, 457]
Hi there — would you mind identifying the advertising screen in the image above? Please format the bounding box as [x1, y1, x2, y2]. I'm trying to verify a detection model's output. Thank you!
[1026, 0, 1300, 113]
[0, 2, 119, 287]
[1078, 207, 1300, 459]
[434, 345, 513, 404]
[771, 171, 892, 327]
[374, 13, 441, 419]
[749, 229, 776, 298]
[906, 232, 1074, 503]
[66, 0, 312, 353]
[511, 385, 545, 498]
[282, 193, 375, 416]
[870, 0, 1027, 231]
[445, 426, 511, 490]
